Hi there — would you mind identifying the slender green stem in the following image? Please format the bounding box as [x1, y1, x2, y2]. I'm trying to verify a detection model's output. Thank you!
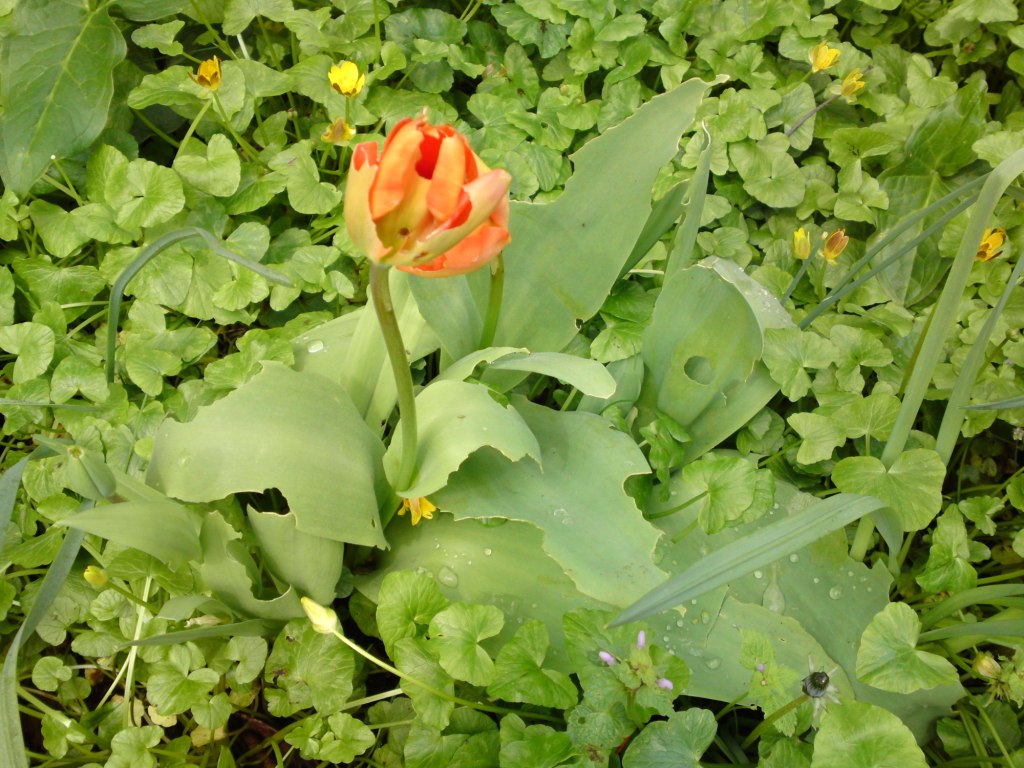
[740, 694, 809, 749]
[848, 515, 876, 562]
[370, 264, 419, 491]
[479, 253, 505, 348]
[330, 626, 560, 722]
[106, 227, 291, 383]
[780, 257, 811, 305]
[173, 100, 212, 164]
[211, 93, 268, 167]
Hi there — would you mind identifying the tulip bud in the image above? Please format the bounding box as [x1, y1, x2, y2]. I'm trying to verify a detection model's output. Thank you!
[344, 113, 512, 277]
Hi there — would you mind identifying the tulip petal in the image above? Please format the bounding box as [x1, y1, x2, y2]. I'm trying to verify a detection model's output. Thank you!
[370, 118, 423, 219]
[426, 133, 469, 222]
[418, 169, 512, 258]
[345, 142, 388, 261]
[401, 224, 511, 278]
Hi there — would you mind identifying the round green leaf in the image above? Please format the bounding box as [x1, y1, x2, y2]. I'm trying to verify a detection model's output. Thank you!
[173, 134, 241, 197]
[831, 449, 946, 531]
[855, 602, 959, 694]
[428, 603, 504, 686]
[811, 701, 928, 768]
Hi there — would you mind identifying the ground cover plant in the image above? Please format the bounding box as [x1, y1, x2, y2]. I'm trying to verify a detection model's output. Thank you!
[2, 0, 1024, 765]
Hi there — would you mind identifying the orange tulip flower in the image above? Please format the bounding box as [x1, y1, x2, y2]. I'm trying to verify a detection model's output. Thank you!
[344, 113, 512, 277]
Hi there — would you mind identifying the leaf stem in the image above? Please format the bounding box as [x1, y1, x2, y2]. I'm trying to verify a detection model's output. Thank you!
[172, 100, 212, 165]
[740, 693, 808, 750]
[780, 257, 811, 305]
[479, 253, 505, 348]
[370, 263, 419, 491]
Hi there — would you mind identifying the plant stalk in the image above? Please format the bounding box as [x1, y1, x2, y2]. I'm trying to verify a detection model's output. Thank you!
[370, 263, 419, 491]
[479, 253, 505, 348]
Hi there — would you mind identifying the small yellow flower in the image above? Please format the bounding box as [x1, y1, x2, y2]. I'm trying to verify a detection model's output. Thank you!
[976, 227, 1007, 262]
[190, 56, 222, 91]
[322, 117, 356, 144]
[840, 69, 865, 102]
[328, 61, 365, 97]
[399, 497, 437, 526]
[83, 565, 108, 588]
[822, 229, 849, 262]
[793, 227, 811, 260]
[808, 42, 840, 74]
[300, 597, 339, 635]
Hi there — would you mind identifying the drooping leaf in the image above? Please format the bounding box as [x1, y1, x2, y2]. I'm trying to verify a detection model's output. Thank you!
[148, 363, 387, 548]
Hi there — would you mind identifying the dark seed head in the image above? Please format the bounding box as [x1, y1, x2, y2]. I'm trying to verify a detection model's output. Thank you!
[802, 670, 831, 698]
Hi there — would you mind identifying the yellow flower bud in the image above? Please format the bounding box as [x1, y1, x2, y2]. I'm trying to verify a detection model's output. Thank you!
[190, 56, 222, 91]
[840, 69, 865, 102]
[300, 597, 339, 635]
[793, 227, 811, 260]
[976, 227, 1007, 262]
[328, 61, 365, 97]
[84, 565, 108, 588]
[322, 117, 356, 144]
[398, 497, 437, 526]
[822, 229, 849, 262]
[808, 42, 840, 74]
[974, 653, 1002, 679]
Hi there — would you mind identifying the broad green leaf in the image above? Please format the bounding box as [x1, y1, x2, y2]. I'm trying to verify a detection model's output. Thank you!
[385, 379, 541, 498]
[411, 78, 711, 364]
[916, 509, 977, 594]
[394, 637, 456, 729]
[147, 652, 220, 715]
[268, 140, 341, 214]
[438, 399, 666, 607]
[28, 201, 89, 258]
[376, 571, 450, 657]
[811, 701, 928, 768]
[264, 619, 355, 716]
[762, 327, 835, 401]
[729, 135, 804, 207]
[428, 603, 504, 685]
[855, 602, 959, 694]
[114, 158, 186, 231]
[58, 500, 201, 563]
[124, 343, 179, 395]
[148, 363, 387, 548]
[113, 0, 191, 21]
[0, 0, 126, 195]
[614, 493, 884, 624]
[12, 258, 106, 315]
[106, 726, 162, 768]
[248, 509, 344, 605]
[832, 393, 901, 441]
[499, 714, 575, 768]
[622, 708, 716, 768]
[831, 449, 946, 531]
[835, 160, 889, 222]
[788, 412, 846, 464]
[173, 134, 242, 197]
[0, 322, 54, 382]
[223, 0, 293, 34]
[829, 325, 892, 392]
[906, 54, 957, 109]
[487, 621, 577, 708]
[130, 20, 185, 55]
[676, 453, 759, 534]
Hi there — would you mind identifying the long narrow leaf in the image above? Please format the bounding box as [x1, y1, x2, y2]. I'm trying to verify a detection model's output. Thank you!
[920, 585, 1024, 628]
[0, 457, 28, 554]
[127, 620, 274, 646]
[664, 122, 712, 283]
[612, 493, 885, 625]
[919, 619, 1024, 643]
[964, 395, 1024, 411]
[1, 525, 86, 768]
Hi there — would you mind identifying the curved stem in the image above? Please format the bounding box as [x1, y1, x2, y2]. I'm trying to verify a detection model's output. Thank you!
[173, 100, 212, 165]
[780, 257, 811, 305]
[478, 253, 505, 349]
[740, 693, 809, 750]
[370, 264, 419, 491]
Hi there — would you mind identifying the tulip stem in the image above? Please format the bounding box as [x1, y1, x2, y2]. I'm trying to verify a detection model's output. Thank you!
[479, 253, 504, 349]
[370, 263, 419, 491]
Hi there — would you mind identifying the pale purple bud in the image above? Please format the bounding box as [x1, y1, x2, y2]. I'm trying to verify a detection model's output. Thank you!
[636, 630, 646, 649]
[599, 651, 616, 666]
[656, 678, 674, 691]
[756, 663, 766, 673]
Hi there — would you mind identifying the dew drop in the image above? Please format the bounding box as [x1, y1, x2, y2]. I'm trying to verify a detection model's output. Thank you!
[662, 636, 670, 643]
[434, 543, 440, 550]
[788, 554, 799, 563]
[828, 586, 843, 600]
[753, 570, 764, 580]
[690, 599, 698, 605]
[436, 566, 459, 588]
[813, 577, 820, 584]
[466, 560, 472, 566]
[483, 547, 493, 556]
[306, 339, 325, 354]
[704, 658, 721, 670]
[177, 455, 192, 467]
[700, 610, 711, 624]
